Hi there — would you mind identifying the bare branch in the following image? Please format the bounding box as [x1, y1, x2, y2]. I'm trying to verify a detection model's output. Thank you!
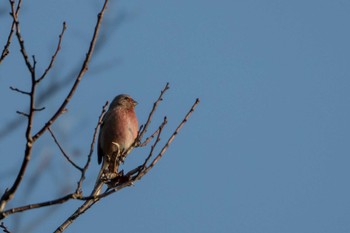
[139, 124, 164, 147]
[0, 0, 22, 64]
[33, 107, 45, 112]
[141, 117, 167, 167]
[32, 55, 37, 71]
[0, 21, 15, 64]
[138, 82, 170, 141]
[9, 0, 34, 75]
[37, 22, 67, 83]
[0, 193, 79, 220]
[48, 128, 83, 172]
[32, 0, 110, 142]
[9, 86, 30, 96]
[15, 111, 28, 118]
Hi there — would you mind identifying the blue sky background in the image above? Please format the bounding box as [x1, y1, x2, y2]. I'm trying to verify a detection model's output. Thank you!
[1, 0, 350, 232]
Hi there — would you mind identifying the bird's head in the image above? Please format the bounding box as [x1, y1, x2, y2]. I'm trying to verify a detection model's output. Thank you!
[109, 94, 138, 110]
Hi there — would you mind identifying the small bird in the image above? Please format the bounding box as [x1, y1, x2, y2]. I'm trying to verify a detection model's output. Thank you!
[97, 94, 139, 183]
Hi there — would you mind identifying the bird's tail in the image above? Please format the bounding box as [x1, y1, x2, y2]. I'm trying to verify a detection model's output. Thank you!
[91, 159, 108, 196]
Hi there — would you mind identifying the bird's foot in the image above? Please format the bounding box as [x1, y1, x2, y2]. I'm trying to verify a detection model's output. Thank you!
[101, 171, 118, 182]
[106, 170, 129, 188]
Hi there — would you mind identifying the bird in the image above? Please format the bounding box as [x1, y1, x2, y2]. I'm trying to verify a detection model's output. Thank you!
[97, 94, 139, 182]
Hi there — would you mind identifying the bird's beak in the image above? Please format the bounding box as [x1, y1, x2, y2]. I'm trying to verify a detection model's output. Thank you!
[133, 100, 138, 106]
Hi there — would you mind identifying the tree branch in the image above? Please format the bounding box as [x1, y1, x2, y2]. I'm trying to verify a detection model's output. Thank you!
[0, 21, 15, 64]
[138, 82, 170, 141]
[9, 86, 30, 96]
[9, 0, 34, 75]
[0, 0, 22, 64]
[37, 22, 67, 83]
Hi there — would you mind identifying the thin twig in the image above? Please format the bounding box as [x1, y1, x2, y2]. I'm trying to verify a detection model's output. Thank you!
[9, 86, 30, 96]
[0, 194, 78, 220]
[0, 0, 22, 64]
[9, 0, 34, 75]
[0, 22, 15, 64]
[15, 111, 28, 118]
[48, 128, 83, 172]
[37, 22, 67, 83]
[138, 82, 170, 141]
[141, 117, 167, 168]
[33, 107, 45, 112]
[139, 126, 162, 147]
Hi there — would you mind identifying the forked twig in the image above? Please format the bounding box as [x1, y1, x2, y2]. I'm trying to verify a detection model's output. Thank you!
[37, 22, 67, 83]
[0, 22, 15, 64]
[138, 82, 170, 141]
[9, 0, 34, 74]
[0, 0, 22, 64]
[141, 117, 168, 168]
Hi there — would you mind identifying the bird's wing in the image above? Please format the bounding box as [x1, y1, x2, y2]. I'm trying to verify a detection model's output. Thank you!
[97, 113, 108, 164]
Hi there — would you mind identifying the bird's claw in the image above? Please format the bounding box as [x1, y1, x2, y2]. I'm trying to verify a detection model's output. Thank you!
[101, 171, 118, 182]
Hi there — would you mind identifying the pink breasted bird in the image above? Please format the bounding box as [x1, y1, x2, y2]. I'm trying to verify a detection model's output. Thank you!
[97, 94, 139, 181]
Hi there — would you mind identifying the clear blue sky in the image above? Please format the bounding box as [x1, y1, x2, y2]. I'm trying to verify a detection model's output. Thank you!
[1, 0, 350, 232]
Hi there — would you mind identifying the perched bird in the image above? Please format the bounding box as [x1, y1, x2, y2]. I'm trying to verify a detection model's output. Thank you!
[97, 94, 139, 181]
